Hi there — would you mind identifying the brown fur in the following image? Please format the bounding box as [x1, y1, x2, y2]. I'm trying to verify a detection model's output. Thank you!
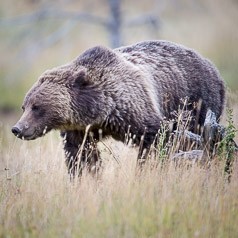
[12, 40, 226, 175]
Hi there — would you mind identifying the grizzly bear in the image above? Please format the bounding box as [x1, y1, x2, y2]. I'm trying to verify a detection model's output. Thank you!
[12, 40, 225, 174]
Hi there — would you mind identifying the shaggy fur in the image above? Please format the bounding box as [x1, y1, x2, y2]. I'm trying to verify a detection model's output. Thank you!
[12, 40, 225, 174]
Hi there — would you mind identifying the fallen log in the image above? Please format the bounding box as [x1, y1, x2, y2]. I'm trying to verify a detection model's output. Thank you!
[172, 150, 204, 162]
[172, 109, 238, 161]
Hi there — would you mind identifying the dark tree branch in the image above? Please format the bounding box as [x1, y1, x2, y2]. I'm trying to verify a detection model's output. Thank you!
[0, 9, 108, 27]
[108, 0, 122, 48]
[0, 1, 159, 48]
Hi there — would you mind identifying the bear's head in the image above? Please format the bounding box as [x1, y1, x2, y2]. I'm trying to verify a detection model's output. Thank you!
[11, 62, 94, 140]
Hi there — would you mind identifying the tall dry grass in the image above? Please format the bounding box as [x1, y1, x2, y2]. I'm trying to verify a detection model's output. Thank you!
[1, 117, 238, 237]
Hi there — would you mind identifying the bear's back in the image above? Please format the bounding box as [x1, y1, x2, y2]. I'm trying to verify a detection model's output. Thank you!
[115, 40, 225, 123]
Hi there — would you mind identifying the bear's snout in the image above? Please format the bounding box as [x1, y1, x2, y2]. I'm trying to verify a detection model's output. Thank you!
[11, 126, 22, 137]
[11, 120, 35, 140]
[11, 122, 26, 139]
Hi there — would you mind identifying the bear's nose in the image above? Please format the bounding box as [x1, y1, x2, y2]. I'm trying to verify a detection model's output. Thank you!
[11, 126, 22, 136]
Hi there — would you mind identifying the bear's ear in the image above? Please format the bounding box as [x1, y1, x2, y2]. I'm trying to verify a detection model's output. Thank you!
[69, 69, 90, 88]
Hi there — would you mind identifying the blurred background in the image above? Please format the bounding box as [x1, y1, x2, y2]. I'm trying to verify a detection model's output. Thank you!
[0, 0, 238, 113]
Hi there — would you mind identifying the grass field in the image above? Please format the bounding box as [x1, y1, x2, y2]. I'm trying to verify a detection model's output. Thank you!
[1, 0, 238, 236]
[0, 102, 238, 238]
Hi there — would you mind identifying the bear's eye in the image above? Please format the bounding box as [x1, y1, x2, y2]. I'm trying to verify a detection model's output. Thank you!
[22, 106, 25, 112]
[32, 105, 39, 111]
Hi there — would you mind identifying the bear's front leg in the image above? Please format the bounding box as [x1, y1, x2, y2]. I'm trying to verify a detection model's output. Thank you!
[60, 130, 100, 176]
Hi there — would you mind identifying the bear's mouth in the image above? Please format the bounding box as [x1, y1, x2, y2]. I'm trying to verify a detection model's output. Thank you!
[14, 128, 50, 141]
[16, 133, 39, 141]
[17, 134, 39, 140]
